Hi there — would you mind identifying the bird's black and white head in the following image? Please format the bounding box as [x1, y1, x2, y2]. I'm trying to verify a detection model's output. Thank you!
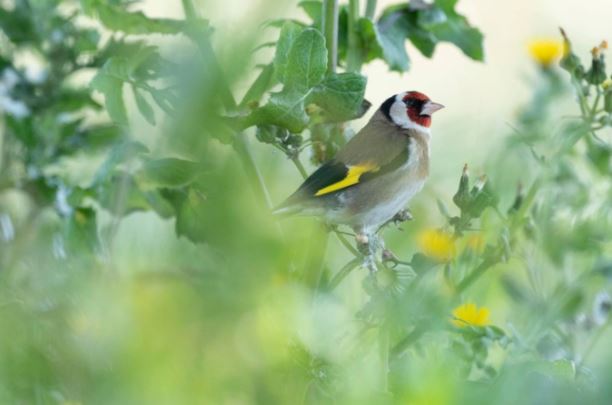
[380, 91, 444, 131]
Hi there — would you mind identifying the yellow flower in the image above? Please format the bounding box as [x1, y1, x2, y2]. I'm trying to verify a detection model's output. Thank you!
[603, 78, 612, 90]
[452, 303, 490, 327]
[418, 229, 456, 262]
[528, 39, 563, 66]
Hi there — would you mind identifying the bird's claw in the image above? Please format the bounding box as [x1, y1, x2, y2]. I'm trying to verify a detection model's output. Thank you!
[392, 209, 413, 224]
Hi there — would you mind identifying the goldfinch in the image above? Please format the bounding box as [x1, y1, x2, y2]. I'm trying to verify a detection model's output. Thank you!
[275, 91, 444, 238]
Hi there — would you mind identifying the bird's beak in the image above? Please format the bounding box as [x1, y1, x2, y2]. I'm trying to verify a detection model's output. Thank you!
[421, 101, 445, 116]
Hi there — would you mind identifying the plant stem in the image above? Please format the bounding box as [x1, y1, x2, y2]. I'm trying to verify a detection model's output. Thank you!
[364, 0, 377, 19]
[328, 257, 362, 290]
[379, 324, 390, 392]
[291, 156, 308, 179]
[390, 326, 425, 361]
[234, 134, 273, 208]
[323, 0, 339, 73]
[181, 0, 274, 210]
[455, 254, 500, 293]
[346, 0, 361, 72]
[181, 0, 197, 19]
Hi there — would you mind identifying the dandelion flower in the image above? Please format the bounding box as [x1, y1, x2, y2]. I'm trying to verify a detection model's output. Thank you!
[452, 303, 490, 327]
[528, 39, 563, 67]
[418, 229, 456, 262]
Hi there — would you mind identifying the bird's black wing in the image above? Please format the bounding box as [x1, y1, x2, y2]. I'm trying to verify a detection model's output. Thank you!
[276, 146, 409, 211]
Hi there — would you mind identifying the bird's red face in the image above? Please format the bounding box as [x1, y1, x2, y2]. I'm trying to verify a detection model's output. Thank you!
[403, 91, 442, 128]
[382, 91, 444, 129]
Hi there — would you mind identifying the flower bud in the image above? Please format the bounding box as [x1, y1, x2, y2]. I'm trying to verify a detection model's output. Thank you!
[559, 28, 585, 79]
[585, 46, 607, 85]
[452, 164, 470, 210]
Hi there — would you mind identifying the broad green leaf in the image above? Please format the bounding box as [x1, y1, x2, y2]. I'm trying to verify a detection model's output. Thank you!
[285, 28, 327, 92]
[132, 85, 156, 126]
[144, 190, 176, 219]
[428, 0, 484, 60]
[139, 158, 201, 188]
[308, 73, 367, 121]
[274, 22, 304, 83]
[374, 11, 411, 71]
[428, 14, 484, 61]
[90, 73, 127, 125]
[298, 0, 322, 25]
[249, 90, 309, 133]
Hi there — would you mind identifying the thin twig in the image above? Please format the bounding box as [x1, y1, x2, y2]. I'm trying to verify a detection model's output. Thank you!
[328, 257, 362, 290]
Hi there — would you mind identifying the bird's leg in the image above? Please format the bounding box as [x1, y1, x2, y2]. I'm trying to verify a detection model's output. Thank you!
[354, 228, 385, 272]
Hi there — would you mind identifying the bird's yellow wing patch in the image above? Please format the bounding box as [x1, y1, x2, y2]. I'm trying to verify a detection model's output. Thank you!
[314, 162, 379, 196]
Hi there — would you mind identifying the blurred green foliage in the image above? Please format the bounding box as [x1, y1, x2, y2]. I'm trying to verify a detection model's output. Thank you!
[0, 0, 611, 404]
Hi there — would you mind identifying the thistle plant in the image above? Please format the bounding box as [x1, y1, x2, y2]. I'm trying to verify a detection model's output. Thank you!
[0, 1, 611, 404]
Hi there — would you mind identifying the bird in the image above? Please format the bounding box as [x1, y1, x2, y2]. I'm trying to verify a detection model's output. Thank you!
[274, 91, 444, 246]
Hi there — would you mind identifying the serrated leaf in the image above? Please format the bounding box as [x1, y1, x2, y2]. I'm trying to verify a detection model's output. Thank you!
[308, 72, 366, 121]
[274, 22, 304, 83]
[132, 84, 156, 126]
[249, 90, 309, 133]
[139, 158, 201, 188]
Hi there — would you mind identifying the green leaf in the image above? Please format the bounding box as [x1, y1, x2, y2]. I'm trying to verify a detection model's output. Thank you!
[139, 158, 201, 188]
[96, 172, 152, 216]
[429, 14, 484, 61]
[81, 0, 195, 35]
[90, 73, 127, 125]
[285, 28, 327, 92]
[249, 90, 309, 133]
[298, 0, 322, 25]
[308, 73, 367, 121]
[132, 84, 156, 126]
[274, 22, 304, 83]
[429, 0, 484, 61]
[93, 141, 149, 185]
[374, 13, 411, 71]
[175, 189, 208, 243]
[63, 207, 99, 254]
